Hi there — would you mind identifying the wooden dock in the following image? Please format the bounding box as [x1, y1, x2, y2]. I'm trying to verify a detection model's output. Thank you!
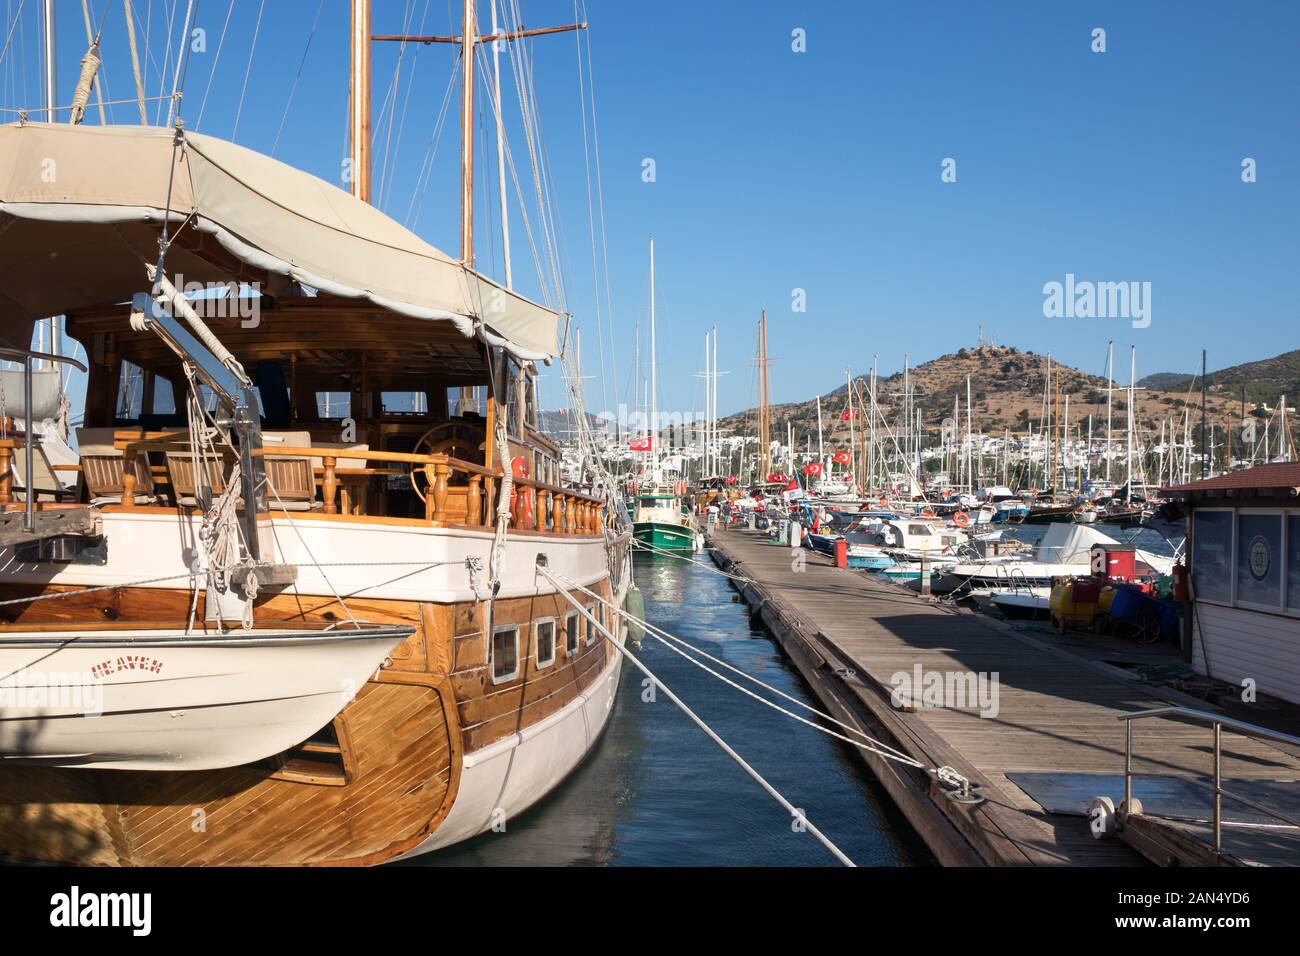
[708, 527, 1300, 866]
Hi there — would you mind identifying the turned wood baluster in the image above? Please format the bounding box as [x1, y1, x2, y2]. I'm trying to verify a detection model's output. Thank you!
[121, 450, 137, 508]
[433, 461, 450, 522]
[554, 493, 566, 534]
[538, 489, 550, 531]
[468, 475, 483, 526]
[323, 456, 338, 515]
[0, 444, 11, 505]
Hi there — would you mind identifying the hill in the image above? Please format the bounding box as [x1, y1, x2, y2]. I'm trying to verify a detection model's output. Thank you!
[1139, 349, 1300, 410]
[719, 344, 1249, 447]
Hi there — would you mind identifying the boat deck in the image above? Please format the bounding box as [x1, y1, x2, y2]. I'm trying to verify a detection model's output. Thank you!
[708, 527, 1300, 866]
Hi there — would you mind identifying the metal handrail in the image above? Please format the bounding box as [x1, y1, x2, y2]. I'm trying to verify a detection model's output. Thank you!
[0, 346, 88, 533]
[1118, 705, 1300, 853]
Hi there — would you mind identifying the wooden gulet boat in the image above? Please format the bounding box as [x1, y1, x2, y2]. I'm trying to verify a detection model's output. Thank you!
[0, 7, 629, 865]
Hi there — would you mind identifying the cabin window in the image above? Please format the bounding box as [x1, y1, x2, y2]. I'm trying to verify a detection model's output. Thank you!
[1236, 511, 1283, 611]
[585, 605, 598, 646]
[490, 625, 520, 684]
[565, 611, 580, 656]
[152, 375, 177, 415]
[315, 391, 351, 420]
[115, 361, 146, 419]
[1192, 509, 1233, 605]
[449, 385, 486, 417]
[535, 619, 556, 669]
[381, 391, 429, 415]
[908, 524, 930, 536]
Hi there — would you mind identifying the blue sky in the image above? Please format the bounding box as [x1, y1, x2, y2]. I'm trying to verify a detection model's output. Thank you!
[6, 1, 1298, 418]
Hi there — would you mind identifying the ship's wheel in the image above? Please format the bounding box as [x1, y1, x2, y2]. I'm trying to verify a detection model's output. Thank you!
[410, 421, 487, 502]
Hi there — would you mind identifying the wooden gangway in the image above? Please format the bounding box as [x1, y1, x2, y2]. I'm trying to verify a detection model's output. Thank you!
[708, 527, 1300, 866]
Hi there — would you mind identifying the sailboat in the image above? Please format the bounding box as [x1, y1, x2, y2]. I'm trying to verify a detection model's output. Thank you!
[0, 0, 631, 865]
[630, 240, 699, 552]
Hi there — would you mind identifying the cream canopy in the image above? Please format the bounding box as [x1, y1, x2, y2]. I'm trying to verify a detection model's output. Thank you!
[0, 122, 557, 359]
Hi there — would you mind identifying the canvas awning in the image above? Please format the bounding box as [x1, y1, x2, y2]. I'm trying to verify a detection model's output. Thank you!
[0, 122, 557, 360]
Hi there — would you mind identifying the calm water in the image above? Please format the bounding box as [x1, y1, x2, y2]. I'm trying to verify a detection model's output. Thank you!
[415, 551, 933, 867]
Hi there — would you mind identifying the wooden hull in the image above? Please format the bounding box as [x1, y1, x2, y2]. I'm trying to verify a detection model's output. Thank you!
[0, 536, 630, 865]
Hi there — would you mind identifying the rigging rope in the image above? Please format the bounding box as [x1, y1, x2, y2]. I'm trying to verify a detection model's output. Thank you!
[535, 562, 856, 866]
[230, 0, 265, 141]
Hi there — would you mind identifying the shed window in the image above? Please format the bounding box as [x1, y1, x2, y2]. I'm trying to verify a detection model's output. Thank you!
[1236, 512, 1282, 610]
[1289, 514, 1300, 613]
[1192, 509, 1233, 605]
[490, 625, 520, 684]
[535, 619, 556, 669]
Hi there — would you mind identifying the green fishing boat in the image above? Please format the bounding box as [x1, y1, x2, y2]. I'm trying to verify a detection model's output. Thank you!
[632, 491, 699, 552]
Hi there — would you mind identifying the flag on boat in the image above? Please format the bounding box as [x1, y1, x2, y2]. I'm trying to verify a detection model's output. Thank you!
[628, 436, 654, 451]
[839, 409, 855, 421]
[832, 450, 850, 464]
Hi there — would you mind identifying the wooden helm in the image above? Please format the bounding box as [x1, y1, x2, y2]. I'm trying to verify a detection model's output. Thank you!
[410, 420, 487, 502]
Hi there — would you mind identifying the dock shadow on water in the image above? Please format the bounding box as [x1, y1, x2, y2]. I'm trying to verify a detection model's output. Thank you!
[411, 550, 934, 867]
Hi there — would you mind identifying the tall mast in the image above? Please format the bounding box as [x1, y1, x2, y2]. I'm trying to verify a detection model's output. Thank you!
[459, 0, 477, 265]
[1105, 340, 1114, 482]
[42, 0, 56, 122]
[489, 0, 511, 286]
[711, 323, 718, 476]
[1126, 345, 1136, 496]
[649, 239, 657, 482]
[370, 2, 585, 267]
[350, 0, 372, 202]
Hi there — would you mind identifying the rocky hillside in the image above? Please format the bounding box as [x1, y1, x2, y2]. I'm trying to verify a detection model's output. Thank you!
[720, 344, 1247, 445]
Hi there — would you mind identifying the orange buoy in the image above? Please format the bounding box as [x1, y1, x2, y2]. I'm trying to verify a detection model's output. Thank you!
[953, 511, 970, 528]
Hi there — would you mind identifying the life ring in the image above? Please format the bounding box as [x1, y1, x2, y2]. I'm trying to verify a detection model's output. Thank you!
[878, 496, 889, 509]
[953, 511, 970, 528]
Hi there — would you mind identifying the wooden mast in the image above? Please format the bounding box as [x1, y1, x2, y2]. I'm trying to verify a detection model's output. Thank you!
[350, 0, 372, 202]
[458, 0, 476, 266]
[372, 3, 587, 268]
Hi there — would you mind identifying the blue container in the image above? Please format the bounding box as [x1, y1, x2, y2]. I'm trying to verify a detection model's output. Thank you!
[1108, 585, 1145, 622]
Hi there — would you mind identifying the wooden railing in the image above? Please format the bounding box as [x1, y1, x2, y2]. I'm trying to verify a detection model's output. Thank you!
[109, 433, 609, 535]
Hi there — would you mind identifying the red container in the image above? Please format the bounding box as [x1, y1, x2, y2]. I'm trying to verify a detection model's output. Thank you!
[1100, 545, 1137, 581]
[835, 539, 848, 569]
[1070, 577, 1103, 604]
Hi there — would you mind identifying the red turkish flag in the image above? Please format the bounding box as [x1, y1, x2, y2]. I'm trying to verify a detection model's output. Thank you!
[840, 409, 855, 421]
[832, 451, 850, 464]
[628, 436, 654, 451]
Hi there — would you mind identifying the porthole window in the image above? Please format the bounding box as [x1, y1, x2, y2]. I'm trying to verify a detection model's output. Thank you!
[565, 612, 580, 656]
[535, 619, 556, 669]
[490, 625, 520, 684]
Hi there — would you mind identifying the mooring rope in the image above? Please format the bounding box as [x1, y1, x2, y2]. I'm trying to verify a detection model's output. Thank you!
[535, 560, 857, 867]
[546, 568, 926, 770]
[632, 535, 756, 585]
